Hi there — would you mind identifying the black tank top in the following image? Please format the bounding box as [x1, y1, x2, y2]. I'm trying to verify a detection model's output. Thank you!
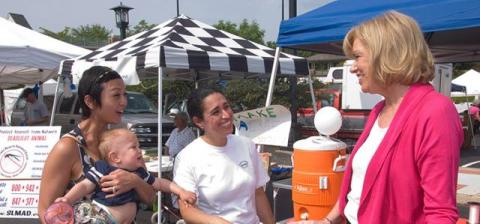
[64, 125, 94, 190]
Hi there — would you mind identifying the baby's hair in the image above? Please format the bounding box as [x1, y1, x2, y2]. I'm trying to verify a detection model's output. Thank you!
[98, 128, 134, 161]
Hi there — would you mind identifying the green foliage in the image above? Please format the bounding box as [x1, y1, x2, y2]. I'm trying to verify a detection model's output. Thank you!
[70, 25, 111, 41]
[224, 79, 267, 109]
[451, 96, 475, 104]
[39, 27, 72, 41]
[266, 41, 276, 49]
[127, 20, 157, 36]
[40, 25, 111, 47]
[214, 19, 265, 44]
[126, 79, 194, 107]
[222, 78, 325, 110]
[453, 62, 480, 79]
[40, 19, 158, 47]
[162, 80, 194, 102]
[214, 20, 238, 35]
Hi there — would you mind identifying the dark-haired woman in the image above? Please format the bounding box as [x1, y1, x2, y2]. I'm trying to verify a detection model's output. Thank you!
[38, 66, 155, 223]
[173, 88, 274, 224]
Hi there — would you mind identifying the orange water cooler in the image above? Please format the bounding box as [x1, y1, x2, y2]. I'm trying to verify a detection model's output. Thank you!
[292, 136, 348, 221]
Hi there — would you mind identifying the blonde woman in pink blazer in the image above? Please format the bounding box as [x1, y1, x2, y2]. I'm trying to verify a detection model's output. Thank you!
[313, 11, 463, 224]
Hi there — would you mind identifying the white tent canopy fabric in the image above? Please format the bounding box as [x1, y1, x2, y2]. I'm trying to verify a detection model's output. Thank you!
[0, 17, 91, 89]
[452, 69, 480, 96]
[59, 15, 308, 85]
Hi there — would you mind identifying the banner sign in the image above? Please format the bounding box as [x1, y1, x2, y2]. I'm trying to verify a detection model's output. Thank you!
[233, 105, 291, 147]
[0, 180, 40, 218]
[0, 126, 61, 218]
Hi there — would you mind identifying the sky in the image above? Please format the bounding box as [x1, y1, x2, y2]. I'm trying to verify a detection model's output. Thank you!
[0, 0, 333, 42]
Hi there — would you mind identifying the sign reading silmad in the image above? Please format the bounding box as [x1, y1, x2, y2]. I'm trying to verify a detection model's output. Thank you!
[0, 126, 61, 218]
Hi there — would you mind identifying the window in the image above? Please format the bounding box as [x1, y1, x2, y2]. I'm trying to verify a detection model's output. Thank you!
[332, 69, 343, 80]
[125, 92, 157, 114]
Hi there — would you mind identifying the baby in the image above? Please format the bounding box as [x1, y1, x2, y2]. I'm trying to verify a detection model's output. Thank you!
[55, 128, 196, 224]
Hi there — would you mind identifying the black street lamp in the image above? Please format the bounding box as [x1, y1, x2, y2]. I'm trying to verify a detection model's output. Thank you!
[110, 2, 133, 40]
[177, 0, 180, 16]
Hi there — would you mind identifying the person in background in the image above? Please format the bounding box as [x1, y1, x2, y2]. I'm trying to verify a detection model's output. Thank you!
[38, 66, 156, 223]
[165, 111, 196, 159]
[310, 11, 462, 224]
[173, 88, 274, 224]
[54, 128, 196, 224]
[469, 100, 480, 134]
[21, 87, 49, 126]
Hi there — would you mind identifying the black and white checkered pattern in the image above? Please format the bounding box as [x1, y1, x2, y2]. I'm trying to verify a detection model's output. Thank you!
[60, 15, 308, 84]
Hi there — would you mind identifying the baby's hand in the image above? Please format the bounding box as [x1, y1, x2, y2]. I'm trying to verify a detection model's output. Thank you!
[179, 190, 197, 205]
[54, 197, 71, 204]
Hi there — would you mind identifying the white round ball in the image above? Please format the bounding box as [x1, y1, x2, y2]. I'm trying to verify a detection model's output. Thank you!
[314, 106, 342, 136]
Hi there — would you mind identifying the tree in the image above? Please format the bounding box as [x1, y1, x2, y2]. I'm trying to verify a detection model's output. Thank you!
[39, 27, 72, 42]
[127, 20, 157, 36]
[453, 62, 480, 78]
[70, 25, 110, 41]
[40, 24, 111, 48]
[214, 19, 265, 45]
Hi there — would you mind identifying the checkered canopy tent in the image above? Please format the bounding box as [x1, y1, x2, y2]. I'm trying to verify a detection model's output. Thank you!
[59, 15, 308, 85]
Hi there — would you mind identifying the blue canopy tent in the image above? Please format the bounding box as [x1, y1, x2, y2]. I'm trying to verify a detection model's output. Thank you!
[276, 0, 480, 63]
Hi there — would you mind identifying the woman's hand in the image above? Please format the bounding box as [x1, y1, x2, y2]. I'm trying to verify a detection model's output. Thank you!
[178, 189, 197, 205]
[100, 169, 138, 197]
[54, 197, 71, 205]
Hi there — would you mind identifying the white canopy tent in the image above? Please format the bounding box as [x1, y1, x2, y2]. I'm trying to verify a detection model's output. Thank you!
[452, 69, 480, 96]
[0, 17, 91, 88]
[0, 17, 91, 125]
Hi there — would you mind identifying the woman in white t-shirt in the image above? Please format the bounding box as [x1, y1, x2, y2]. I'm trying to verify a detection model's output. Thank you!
[173, 88, 274, 224]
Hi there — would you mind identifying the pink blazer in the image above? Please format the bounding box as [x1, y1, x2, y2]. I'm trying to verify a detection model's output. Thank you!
[338, 83, 463, 224]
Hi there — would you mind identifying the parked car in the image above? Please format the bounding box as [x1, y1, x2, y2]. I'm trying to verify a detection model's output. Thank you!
[10, 91, 175, 148]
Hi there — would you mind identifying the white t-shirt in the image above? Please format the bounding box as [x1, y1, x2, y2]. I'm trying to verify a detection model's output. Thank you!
[165, 127, 196, 157]
[173, 134, 269, 224]
[344, 117, 388, 224]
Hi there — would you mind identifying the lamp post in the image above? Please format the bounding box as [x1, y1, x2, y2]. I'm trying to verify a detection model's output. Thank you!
[177, 0, 180, 16]
[110, 2, 133, 40]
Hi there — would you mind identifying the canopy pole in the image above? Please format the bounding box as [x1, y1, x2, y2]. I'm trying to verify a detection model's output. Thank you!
[465, 91, 477, 147]
[0, 89, 5, 126]
[157, 66, 163, 224]
[194, 70, 200, 137]
[49, 75, 62, 126]
[266, 47, 281, 107]
[194, 70, 199, 89]
[307, 72, 317, 114]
